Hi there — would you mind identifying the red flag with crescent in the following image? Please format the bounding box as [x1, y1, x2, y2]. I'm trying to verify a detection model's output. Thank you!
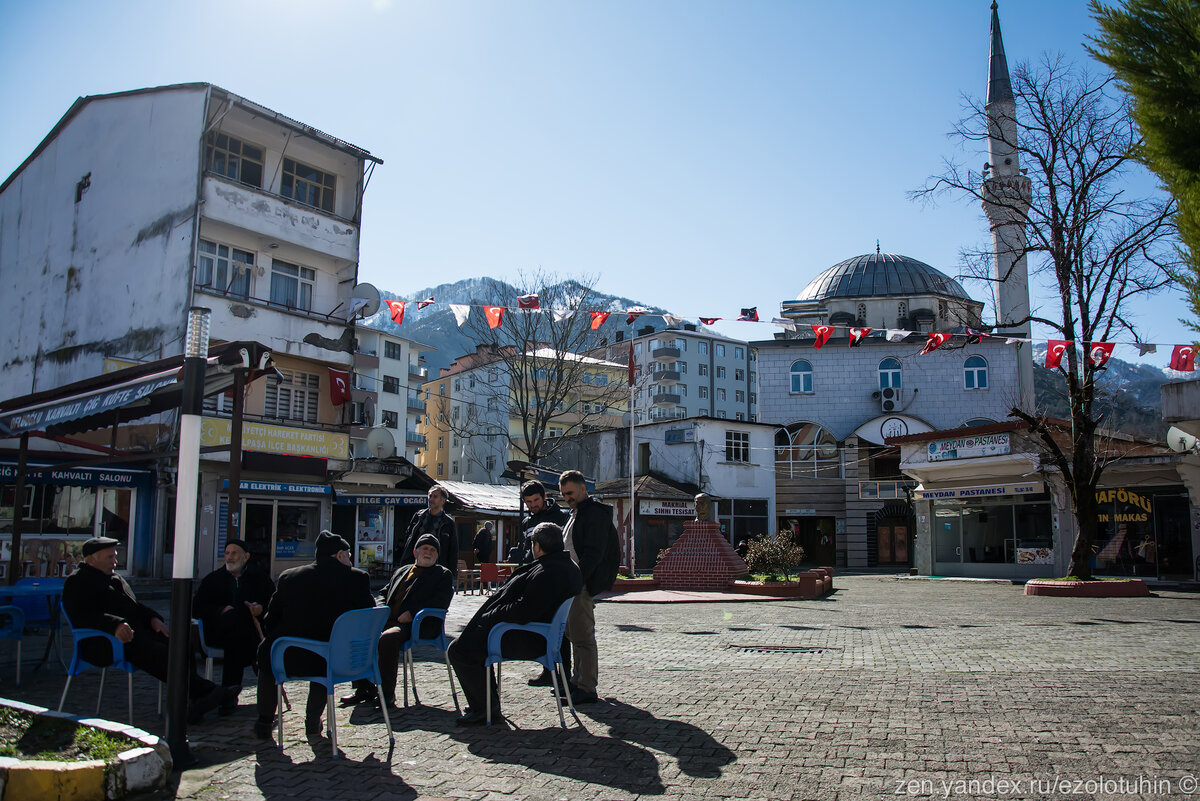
[385, 300, 405, 325]
[1170, 344, 1196, 371]
[848, 327, 872, 347]
[811, 325, 833, 349]
[416, 297, 435, 310]
[920, 332, 950, 355]
[518, 294, 539, 310]
[328, 368, 352, 406]
[626, 311, 643, 325]
[590, 311, 610, 330]
[484, 306, 505, 328]
[1046, 340, 1072, 369]
[1086, 341, 1115, 368]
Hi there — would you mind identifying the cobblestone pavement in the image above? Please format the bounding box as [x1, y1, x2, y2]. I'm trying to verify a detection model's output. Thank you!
[4, 576, 1199, 800]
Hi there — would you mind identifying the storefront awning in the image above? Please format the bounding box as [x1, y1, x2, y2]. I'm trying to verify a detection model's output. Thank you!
[438, 481, 524, 515]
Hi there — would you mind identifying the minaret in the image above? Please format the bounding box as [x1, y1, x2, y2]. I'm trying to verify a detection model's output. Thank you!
[981, 1, 1035, 412]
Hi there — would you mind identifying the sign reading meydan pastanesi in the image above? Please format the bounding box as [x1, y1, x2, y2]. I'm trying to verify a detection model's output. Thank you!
[201, 417, 348, 459]
[927, 432, 1010, 462]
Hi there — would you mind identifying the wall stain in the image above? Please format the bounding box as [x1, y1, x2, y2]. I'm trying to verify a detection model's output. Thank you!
[42, 326, 169, 365]
[132, 206, 191, 246]
[229, 304, 255, 319]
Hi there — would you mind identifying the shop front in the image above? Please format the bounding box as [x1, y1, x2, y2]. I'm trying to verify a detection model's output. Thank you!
[211, 479, 331, 578]
[1092, 485, 1193, 580]
[331, 492, 428, 569]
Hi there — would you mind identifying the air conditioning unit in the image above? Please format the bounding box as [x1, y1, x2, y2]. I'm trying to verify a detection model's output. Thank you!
[880, 386, 903, 412]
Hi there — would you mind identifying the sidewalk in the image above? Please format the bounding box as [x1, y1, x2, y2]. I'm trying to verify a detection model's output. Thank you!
[2, 575, 1197, 800]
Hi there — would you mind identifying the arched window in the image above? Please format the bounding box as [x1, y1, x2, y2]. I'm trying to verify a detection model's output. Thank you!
[964, 355, 988, 389]
[774, 422, 840, 478]
[790, 359, 814, 394]
[897, 301, 907, 321]
[879, 357, 902, 390]
[962, 417, 995, 427]
[856, 302, 868, 324]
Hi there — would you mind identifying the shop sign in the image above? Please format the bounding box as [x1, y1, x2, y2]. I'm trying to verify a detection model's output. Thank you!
[1, 369, 180, 434]
[335, 494, 428, 506]
[1095, 488, 1152, 523]
[913, 481, 1041, 500]
[201, 417, 348, 459]
[784, 508, 817, 516]
[0, 462, 146, 487]
[223, 479, 330, 496]
[926, 432, 1010, 462]
[638, 499, 694, 516]
[1017, 547, 1054, 565]
[664, 428, 695, 445]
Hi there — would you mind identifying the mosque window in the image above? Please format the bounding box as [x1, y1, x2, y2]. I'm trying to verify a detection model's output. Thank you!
[964, 355, 988, 390]
[879, 357, 902, 389]
[897, 301, 907, 323]
[857, 303, 868, 324]
[939, 301, 948, 320]
[790, 360, 814, 394]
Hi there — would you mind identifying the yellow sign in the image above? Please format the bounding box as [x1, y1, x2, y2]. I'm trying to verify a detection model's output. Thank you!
[201, 417, 348, 459]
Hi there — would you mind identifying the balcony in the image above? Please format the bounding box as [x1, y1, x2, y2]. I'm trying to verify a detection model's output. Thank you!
[407, 394, 425, 412]
[654, 370, 681, 382]
[406, 430, 427, 446]
[409, 364, 428, 381]
[651, 393, 681, 406]
[353, 351, 379, 370]
[652, 346, 681, 359]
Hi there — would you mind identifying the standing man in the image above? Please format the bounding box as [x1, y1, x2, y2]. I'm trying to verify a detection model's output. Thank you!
[253, 531, 374, 739]
[473, 521, 495, 564]
[63, 537, 233, 722]
[447, 522, 581, 725]
[399, 485, 458, 576]
[520, 479, 571, 688]
[194, 539, 275, 703]
[558, 470, 619, 705]
[339, 533, 454, 709]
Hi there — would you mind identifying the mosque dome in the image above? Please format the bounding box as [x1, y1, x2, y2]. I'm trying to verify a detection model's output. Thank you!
[795, 253, 973, 302]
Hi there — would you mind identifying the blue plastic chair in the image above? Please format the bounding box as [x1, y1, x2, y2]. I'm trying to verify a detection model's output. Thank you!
[0, 606, 24, 685]
[484, 597, 575, 728]
[269, 606, 394, 758]
[400, 608, 460, 714]
[192, 618, 225, 682]
[58, 608, 160, 723]
[11, 577, 66, 667]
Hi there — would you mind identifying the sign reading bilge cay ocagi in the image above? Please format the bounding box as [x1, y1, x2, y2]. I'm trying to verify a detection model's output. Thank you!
[926, 432, 1010, 462]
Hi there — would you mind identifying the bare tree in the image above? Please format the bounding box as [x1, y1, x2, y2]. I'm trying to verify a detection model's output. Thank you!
[428, 273, 628, 477]
[915, 56, 1177, 579]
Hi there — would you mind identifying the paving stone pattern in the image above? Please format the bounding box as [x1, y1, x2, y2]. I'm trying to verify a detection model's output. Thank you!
[3, 576, 1198, 800]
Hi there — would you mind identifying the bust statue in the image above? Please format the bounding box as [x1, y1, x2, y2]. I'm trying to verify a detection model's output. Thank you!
[694, 492, 713, 522]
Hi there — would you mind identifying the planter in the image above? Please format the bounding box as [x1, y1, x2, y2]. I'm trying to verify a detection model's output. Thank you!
[732, 577, 822, 599]
[611, 578, 660, 592]
[1024, 578, 1150, 597]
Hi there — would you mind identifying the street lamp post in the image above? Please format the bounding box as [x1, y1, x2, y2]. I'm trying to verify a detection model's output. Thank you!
[165, 306, 210, 768]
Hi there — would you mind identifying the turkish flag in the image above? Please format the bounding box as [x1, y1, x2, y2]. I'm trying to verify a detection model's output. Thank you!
[628, 341, 636, 387]
[626, 311, 643, 325]
[811, 325, 833, 349]
[416, 296, 435, 310]
[920, 332, 950, 355]
[964, 328, 985, 344]
[1045, 340, 1073, 369]
[699, 317, 720, 325]
[848, 327, 872, 347]
[328, 368, 352, 406]
[1170, 344, 1197, 371]
[385, 300, 405, 325]
[590, 311, 610, 330]
[518, 294, 539, 310]
[1086, 341, 1115, 368]
[738, 307, 759, 322]
[484, 306, 505, 328]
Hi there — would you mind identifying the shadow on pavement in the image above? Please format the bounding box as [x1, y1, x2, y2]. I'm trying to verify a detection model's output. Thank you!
[580, 699, 736, 779]
[253, 744, 416, 800]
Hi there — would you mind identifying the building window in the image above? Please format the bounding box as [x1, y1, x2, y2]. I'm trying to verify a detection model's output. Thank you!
[439, 383, 446, 395]
[750, 392, 756, 403]
[939, 300, 948, 320]
[264, 369, 319, 422]
[736, 412, 745, 421]
[381, 410, 398, 428]
[857, 302, 868, 323]
[205, 133, 263, 188]
[698, 341, 709, 355]
[384, 341, 402, 360]
[717, 388, 727, 401]
[716, 366, 726, 379]
[634, 343, 642, 354]
[699, 407, 709, 416]
[437, 463, 444, 476]
[735, 347, 745, 359]
[879, 357, 902, 389]
[775, 421, 840, 478]
[897, 301, 908, 322]
[735, 368, 745, 381]
[382, 375, 400, 394]
[736, 390, 745, 402]
[281, 157, 335, 213]
[454, 379, 462, 392]
[699, 364, 709, 376]
[725, 430, 750, 462]
[452, 460, 459, 474]
[269, 259, 314, 310]
[486, 455, 496, 471]
[438, 436, 444, 449]
[197, 240, 253, 296]
[790, 360, 814, 393]
[717, 410, 727, 419]
[677, 385, 687, 397]
[964, 355, 988, 389]
[699, 386, 709, 399]
[715, 344, 726, 357]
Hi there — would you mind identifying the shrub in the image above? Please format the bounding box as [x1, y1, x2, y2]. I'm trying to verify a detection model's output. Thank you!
[744, 533, 806, 582]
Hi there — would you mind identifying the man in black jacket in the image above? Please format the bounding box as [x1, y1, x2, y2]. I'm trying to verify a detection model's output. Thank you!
[339, 532, 454, 709]
[559, 470, 619, 705]
[398, 485, 458, 576]
[62, 537, 233, 722]
[194, 539, 275, 696]
[253, 531, 375, 739]
[519, 480, 572, 687]
[447, 522, 581, 725]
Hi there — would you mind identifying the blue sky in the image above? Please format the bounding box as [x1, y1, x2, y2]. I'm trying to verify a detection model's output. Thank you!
[1, 0, 1190, 361]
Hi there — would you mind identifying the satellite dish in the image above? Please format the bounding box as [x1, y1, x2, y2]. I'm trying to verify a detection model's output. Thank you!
[350, 283, 381, 318]
[366, 427, 397, 459]
[1167, 426, 1199, 454]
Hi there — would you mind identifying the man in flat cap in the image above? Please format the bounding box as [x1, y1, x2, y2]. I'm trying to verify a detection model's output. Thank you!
[398, 485, 458, 576]
[253, 530, 374, 739]
[63, 537, 233, 722]
[339, 531, 454, 709]
[194, 539, 275, 706]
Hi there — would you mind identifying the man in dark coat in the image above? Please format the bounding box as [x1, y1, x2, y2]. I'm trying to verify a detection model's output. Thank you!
[194, 539, 275, 695]
[472, 521, 495, 564]
[339, 532, 454, 709]
[62, 537, 233, 721]
[399, 485, 458, 576]
[447, 522, 582, 725]
[519, 480, 573, 687]
[253, 531, 375, 738]
[559, 469, 619, 705]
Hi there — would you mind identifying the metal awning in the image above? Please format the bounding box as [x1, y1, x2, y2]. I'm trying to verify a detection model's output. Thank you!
[0, 341, 277, 436]
[437, 481, 524, 516]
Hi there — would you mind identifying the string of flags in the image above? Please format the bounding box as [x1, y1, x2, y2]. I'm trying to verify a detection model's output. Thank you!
[376, 297, 1197, 373]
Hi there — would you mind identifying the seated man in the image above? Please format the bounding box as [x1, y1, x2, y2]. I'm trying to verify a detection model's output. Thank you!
[253, 531, 374, 739]
[339, 533, 454, 709]
[447, 522, 582, 726]
[62, 537, 233, 722]
[194, 539, 275, 702]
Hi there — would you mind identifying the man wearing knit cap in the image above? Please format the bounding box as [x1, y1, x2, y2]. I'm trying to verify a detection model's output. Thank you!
[194, 539, 275, 702]
[339, 531, 454, 709]
[253, 530, 374, 739]
[63, 537, 234, 722]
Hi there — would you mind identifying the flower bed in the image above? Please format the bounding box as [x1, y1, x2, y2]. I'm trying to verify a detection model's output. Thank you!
[611, 577, 660, 592]
[1024, 578, 1150, 597]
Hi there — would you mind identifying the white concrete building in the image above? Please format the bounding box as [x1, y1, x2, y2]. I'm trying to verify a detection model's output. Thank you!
[349, 326, 432, 462]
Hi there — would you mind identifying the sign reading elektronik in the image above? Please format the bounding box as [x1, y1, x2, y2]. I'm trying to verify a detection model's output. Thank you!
[926, 432, 1011, 462]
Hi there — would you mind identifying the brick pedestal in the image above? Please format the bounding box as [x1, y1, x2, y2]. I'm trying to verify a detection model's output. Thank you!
[652, 520, 749, 591]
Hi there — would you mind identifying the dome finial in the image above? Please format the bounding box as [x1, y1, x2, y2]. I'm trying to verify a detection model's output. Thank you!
[876, 239, 881, 255]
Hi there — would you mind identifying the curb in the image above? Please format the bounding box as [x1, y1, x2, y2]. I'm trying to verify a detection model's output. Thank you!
[1024, 578, 1151, 597]
[0, 698, 172, 800]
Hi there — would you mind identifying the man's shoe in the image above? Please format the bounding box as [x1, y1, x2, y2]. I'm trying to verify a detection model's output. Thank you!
[556, 684, 599, 705]
[305, 718, 324, 737]
[252, 718, 274, 739]
[527, 670, 554, 687]
[455, 709, 495, 726]
[218, 686, 240, 716]
[187, 684, 226, 723]
[338, 688, 376, 707]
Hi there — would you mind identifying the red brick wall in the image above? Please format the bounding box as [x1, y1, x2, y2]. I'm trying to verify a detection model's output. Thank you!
[652, 520, 749, 591]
